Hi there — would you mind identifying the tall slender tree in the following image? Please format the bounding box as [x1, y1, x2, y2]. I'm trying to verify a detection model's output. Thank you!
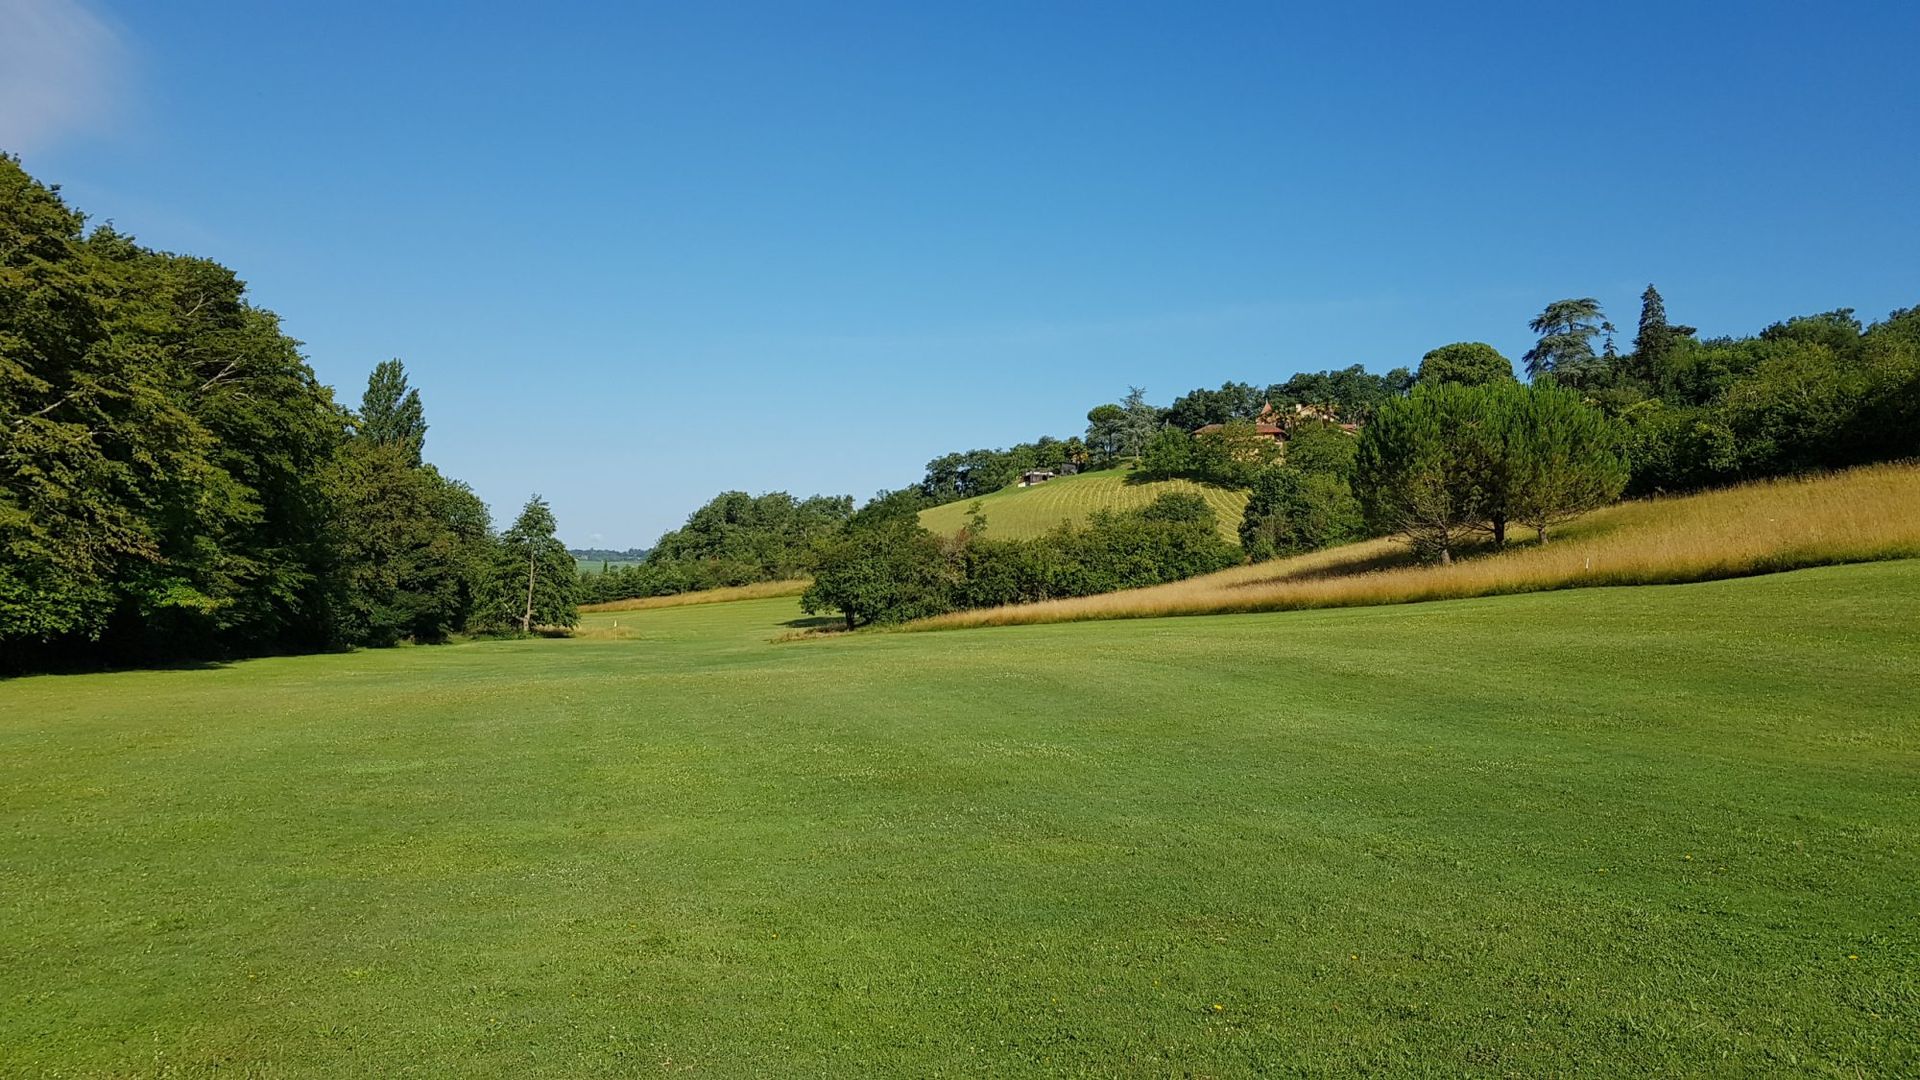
[489, 495, 577, 633]
[1631, 285, 1696, 384]
[359, 359, 427, 465]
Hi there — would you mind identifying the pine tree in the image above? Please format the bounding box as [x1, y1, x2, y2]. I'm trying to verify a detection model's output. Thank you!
[1632, 285, 1696, 385]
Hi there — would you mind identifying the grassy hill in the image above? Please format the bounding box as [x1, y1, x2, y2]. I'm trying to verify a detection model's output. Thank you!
[3, 564, 1916, 1074]
[918, 461, 1920, 630]
[917, 467, 1248, 540]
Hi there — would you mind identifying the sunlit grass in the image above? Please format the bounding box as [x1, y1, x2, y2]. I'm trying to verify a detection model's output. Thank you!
[910, 462, 1920, 630]
[579, 579, 809, 615]
[917, 467, 1248, 541]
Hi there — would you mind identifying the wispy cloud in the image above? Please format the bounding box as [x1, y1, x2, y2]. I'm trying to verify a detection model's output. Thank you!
[0, 0, 125, 153]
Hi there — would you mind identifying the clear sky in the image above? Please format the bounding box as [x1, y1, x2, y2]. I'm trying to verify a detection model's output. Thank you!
[8, 0, 1918, 546]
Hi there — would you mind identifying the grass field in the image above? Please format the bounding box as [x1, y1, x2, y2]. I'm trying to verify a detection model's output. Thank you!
[3, 563, 1917, 1076]
[917, 468, 1249, 540]
[579, 579, 810, 613]
[917, 462, 1920, 631]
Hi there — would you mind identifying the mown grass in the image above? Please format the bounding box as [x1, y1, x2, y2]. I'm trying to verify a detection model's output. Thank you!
[2, 566, 1917, 1076]
[917, 467, 1248, 541]
[913, 462, 1920, 631]
[579, 578, 810, 614]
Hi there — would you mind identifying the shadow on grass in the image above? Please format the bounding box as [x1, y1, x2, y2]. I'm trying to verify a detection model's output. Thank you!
[781, 615, 844, 630]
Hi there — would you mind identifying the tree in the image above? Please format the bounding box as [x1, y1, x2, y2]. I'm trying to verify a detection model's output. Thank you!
[1282, 420, 1359, 479]
[358, 359, 427, 466]
[484, 495, 577, 633]
[323, 442, 486, 645]
[801, 516, 954, 630]
[1190, 419, 1282, 486]
[1524, 298, 1606, 383]
[1416, 342, 1516, 387]
[1117, 386, 1162, 460]
[1240, 465, 1364, 560]
[1084, 403, 1128, 464]
[1496, 384, 1629, 541]
[1353, 384, 1496, 563]
[1631, 285, 1696, 384]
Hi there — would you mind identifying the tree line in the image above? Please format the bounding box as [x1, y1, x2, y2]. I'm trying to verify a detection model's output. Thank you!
[1, 157, 577, 671]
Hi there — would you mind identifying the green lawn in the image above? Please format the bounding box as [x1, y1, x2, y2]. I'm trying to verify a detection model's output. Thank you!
[3, 563, 1917, 1076]
[918, 467, 1249, 540]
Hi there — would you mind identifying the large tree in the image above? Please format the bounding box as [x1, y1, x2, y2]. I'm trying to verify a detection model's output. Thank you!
[801, 516, 955, 630]
[1523, 298, 1606, 383]
[1353, 384, 1495, 563]
[483, 495, 577, 633]
[358, 358, 427, 466]
[323, 442, 490, 645]
[1631, 285, 1695, 385]
[1416, 342, 1516, 387]
[1497, 384, 1629, 541]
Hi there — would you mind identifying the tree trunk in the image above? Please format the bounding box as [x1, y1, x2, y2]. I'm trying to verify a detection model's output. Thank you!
[521, 547, 536, 634]
[1439, 545, 1452, 566]
[1492, 515, 1506, 547]
[1536, 524, 1548, 544]
[844, 611, 856, 632]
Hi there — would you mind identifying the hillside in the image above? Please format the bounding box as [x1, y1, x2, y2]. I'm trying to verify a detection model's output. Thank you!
[916, 467, 1248, 540]
[4, 564, 1915, 1074]
[914, 461, 1920, 630]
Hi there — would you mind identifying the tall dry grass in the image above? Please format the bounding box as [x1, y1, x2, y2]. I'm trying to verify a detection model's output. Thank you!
[580, 579, 810, 614]
[909, 462, 1920, 631]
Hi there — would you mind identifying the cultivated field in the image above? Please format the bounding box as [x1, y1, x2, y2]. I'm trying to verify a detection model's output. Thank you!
[917, 467, 1249, 540]
[3, 565, 1916, 1076]
[916, 462, 1920, 630]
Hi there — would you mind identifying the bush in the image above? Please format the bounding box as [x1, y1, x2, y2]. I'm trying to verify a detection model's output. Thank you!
[1240, 466, 1365, 560]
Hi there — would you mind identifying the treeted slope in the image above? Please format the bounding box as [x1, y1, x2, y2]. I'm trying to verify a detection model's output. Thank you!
[917, 467, 1248, 540]
[912, 461, 1920, 630]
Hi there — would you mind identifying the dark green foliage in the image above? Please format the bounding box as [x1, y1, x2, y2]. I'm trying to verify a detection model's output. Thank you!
[951, 494, 1242, 611]
[1356, 382, 1628, 558]
[1486, 382, 1630, 542]
[581, 489, 854, 604]
[2, 157, 541, 668]
[1417, 342, 1516, 387]
[1240, 466, 1365, 560]
[358, 359, 428, 466]
[1630, 285, 1694, 384]
[1163, 381, 1265, 430]
[2, 158, 351, 665]
[1622, 304, 1920, 492]
[1283, 420, 1359, 479]
[1524, 298, 1607, 384]
[1353, 384, 1495, 563]
[802, 516, 956, 629]
[478, 496, 578, 633]
[324, 443, 490, 646]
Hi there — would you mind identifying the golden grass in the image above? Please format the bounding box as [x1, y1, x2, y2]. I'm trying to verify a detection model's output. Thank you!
[579, 579, 810, 614]
[908, 462, 1920, 631]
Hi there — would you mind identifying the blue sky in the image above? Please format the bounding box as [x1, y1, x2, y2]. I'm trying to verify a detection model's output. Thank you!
[9, 0, 1918, 545]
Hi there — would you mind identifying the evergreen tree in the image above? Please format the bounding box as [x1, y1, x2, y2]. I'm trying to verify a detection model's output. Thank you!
[1632, 285, 1696, 384]
[1523, 298, 1606, 384]
[358, 359, 427, 465]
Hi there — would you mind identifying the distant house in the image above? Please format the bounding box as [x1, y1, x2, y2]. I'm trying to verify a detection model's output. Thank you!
[1191, 402, 1358, 443]
[1191, 421, 1288, 444]
[1018, 470, 1058, 487]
